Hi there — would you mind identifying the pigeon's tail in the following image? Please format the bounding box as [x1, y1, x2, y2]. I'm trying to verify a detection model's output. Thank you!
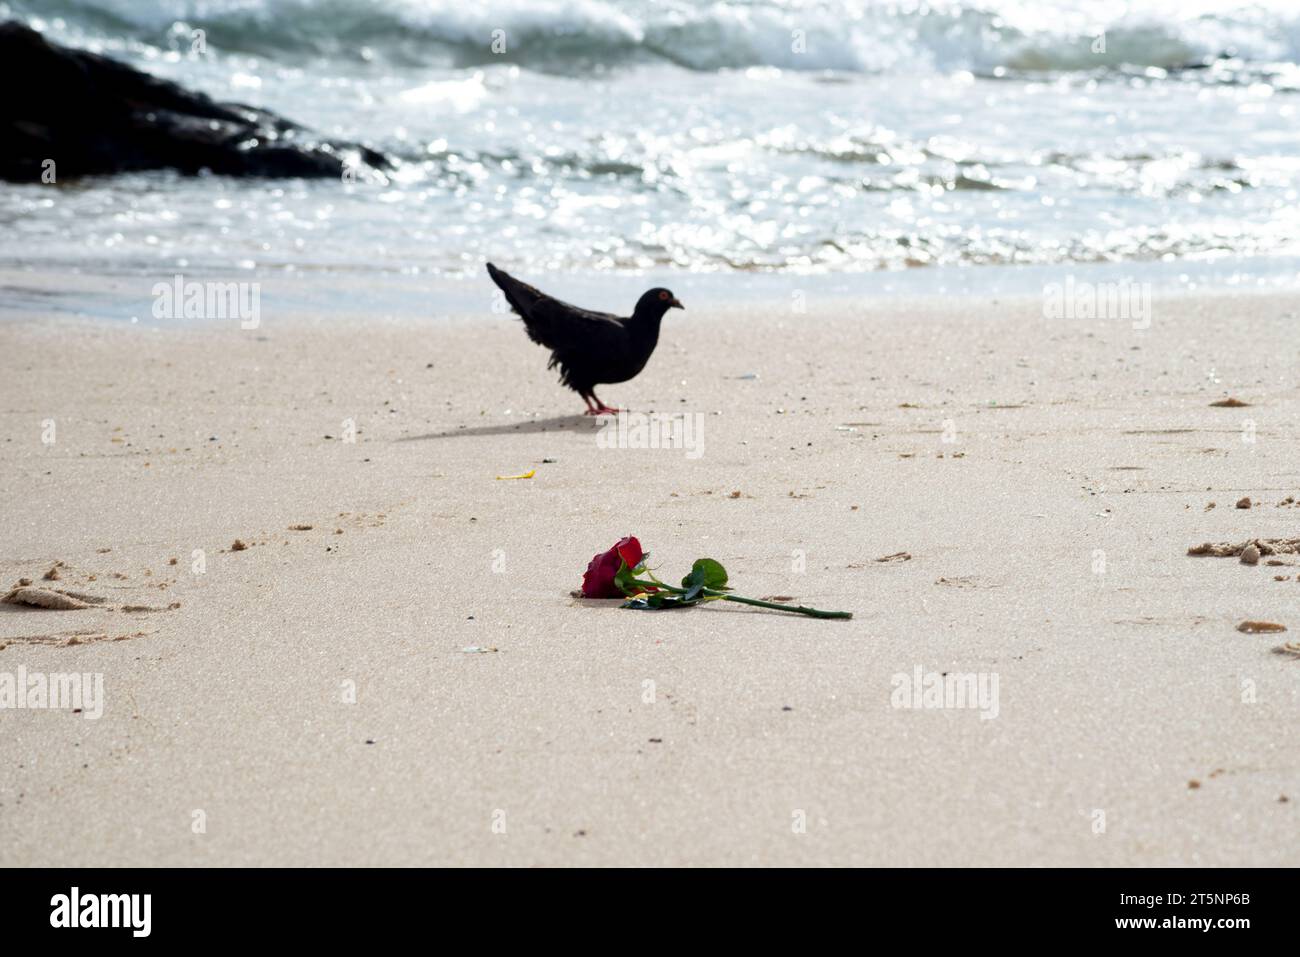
[483, 261, 553, 348]
[486, 262, 544, 319]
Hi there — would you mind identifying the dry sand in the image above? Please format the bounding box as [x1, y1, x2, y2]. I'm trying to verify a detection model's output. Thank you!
[0, 289, 1297, 866]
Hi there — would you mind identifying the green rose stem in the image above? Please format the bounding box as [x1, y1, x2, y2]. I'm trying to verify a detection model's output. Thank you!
[622, 577, 852, 620]
[707, 592, 852, 619]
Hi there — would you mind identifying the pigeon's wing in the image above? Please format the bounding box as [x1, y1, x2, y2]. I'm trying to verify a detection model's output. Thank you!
[487, 262, 627, 353]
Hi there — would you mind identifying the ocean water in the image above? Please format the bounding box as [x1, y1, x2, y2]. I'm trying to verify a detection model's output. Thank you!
[3, 0, 1300, 299]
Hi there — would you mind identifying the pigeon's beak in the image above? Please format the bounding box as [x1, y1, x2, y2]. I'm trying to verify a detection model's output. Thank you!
[669, 298, 684, 310]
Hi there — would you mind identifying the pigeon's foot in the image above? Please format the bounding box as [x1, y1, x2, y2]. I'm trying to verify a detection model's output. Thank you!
[580, 391, 620, 415]
[589, 391, 619, 415]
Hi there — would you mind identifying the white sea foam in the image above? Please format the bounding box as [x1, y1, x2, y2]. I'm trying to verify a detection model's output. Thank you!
[14, 0, 1300, 73]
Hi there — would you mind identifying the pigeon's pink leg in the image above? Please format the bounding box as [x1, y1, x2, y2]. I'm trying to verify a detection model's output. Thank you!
[580, 392, 601, 416]
[590, 391, 620, 415]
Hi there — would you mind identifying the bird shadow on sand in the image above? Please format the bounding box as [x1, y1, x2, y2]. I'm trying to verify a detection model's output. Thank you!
[397, 414, 600, 442]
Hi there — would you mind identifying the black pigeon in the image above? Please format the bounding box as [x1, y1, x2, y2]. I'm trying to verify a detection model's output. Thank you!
[487, 262, 683, 415]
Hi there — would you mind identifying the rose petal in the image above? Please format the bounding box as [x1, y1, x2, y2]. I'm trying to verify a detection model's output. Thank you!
[615, 536, 643, 570]
[580, 537, 644, 599]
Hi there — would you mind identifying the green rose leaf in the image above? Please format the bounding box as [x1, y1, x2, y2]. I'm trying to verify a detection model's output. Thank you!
[682, 558, 728, 591]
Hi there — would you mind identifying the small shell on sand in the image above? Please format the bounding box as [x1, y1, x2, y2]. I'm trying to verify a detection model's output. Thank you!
[1241, 544, 1261, 565]
[1237, 620, 1286, 634]
[1236, 497, 1251, 509]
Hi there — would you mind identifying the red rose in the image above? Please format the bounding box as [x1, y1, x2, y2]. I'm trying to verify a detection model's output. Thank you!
[580, 536, 644, 598]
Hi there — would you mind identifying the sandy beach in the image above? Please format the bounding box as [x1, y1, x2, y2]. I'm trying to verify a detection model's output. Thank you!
[1, 286, 1296, 866]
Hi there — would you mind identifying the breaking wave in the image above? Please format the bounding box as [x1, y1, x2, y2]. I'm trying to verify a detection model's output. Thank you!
[11, 0, 1300, 75]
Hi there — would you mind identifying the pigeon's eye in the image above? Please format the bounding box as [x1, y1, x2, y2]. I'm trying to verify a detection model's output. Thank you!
[658, 291, 669, 300]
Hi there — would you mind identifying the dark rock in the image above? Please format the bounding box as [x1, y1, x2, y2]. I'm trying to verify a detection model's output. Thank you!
[0, 21, 390, 182]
